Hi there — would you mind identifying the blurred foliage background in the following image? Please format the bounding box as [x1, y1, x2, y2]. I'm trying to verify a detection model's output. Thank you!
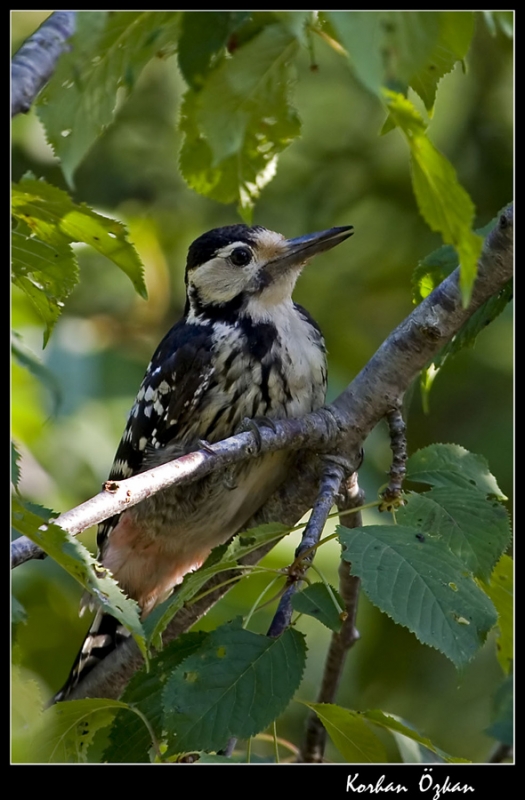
[12, 11, 512, 762]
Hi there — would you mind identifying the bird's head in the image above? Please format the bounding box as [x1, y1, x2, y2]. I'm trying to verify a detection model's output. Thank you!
[184, 224, 353, 320]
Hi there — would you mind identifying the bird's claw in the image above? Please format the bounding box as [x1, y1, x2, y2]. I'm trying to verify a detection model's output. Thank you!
[240, 416, 278, 454]
[197, 438, 216, 456]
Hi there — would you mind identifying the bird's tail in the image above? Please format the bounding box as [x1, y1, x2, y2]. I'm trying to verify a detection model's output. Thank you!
[52, 609, 130, 703]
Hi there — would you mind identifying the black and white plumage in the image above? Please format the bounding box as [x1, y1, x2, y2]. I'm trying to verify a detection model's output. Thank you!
[55, 222, 353, 701]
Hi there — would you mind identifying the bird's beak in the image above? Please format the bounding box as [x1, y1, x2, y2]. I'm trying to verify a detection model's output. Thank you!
[268, 226, 354, 274]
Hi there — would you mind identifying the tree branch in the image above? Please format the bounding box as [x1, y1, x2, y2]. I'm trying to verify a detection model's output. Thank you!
[12, 204, 513, 571]
[11, 12, 76, 117]
[12, 206, 513, 701]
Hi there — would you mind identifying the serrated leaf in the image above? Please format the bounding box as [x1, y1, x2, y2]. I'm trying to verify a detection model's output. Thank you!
[13, 178, 146, 300]
[104, 632, 207, 763]
[325, 11, 439, 96]
[302, 703, 387, 763]
[179, 23, 301, 219]
[412, 207, 510, 303]
[409, 12, 474, 112]
[292, 582, 344, 632]
[480, 554, 513, 675]
[327, 11, 470, 108]
[338, 524, 497, 667]
[32, 699, 130, 763]
[361, 710, 469, 763]
[397, 487, 511, 581]
[36, 12, 181, 183]
[178, 11, 251, 89]
[162, 618, 306, 753]
[384, 90, 483, 305]
[406, 444, 507, 500]
[11, 227, 78, 346]
[11, 497, 145, 656]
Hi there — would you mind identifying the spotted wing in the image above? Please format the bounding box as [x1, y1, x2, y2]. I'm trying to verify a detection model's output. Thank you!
[96, 319, 215, 552]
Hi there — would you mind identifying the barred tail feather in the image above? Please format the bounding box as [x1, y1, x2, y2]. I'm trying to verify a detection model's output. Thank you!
[53, 610, 130, 703]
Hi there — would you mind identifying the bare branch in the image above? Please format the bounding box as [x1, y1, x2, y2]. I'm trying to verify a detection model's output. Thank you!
[11, 12, 76, 117]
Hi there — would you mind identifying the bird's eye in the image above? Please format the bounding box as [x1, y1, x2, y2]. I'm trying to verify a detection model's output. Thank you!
[229, 247, 252, 267]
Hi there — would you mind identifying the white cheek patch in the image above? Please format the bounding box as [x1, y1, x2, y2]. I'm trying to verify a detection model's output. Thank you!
[189, 231, 290, 305]
[191, 257, 246, 303]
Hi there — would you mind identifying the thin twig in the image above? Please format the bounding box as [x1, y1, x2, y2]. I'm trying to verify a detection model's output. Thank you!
[380, 405, 408, 511]
[299, 472, 364, 763]
[266, 459, 346, 638]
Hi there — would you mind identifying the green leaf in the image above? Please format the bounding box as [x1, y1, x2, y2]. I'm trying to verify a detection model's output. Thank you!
[409, 12, 475, 112]
[436, 280, 512, 370]
[384, 90, 483, 305]
[11, 497, 146, 657]
[11, 227, 78, 346]
[338, 524, 497, 667]
[325, 12, 385, 97]
[302, 703, 387, 763]
[162, 619, 306, 753]
[177, 11, 251, 89]
[480, 555, 513, 675]
[36, 12, 181, 184]
[397, 487, 511, 581]
[32, 699, 130, 763]
[361, 710, 469, 763]
[13, 177, 146, 296]
[291, 582, 344, 632]
[104, 632, 207, 763]
[326, 11, 440, 97]
[326, 11, 472, 109]
[412, 243, 459, 303]
[406, 443, 507, 500]
[179, 23, 301, 219]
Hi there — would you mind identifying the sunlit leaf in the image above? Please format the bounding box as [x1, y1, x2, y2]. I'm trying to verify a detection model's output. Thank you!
[36, 12, 181, 183]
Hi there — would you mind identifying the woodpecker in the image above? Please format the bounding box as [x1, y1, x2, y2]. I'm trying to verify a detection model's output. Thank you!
[54, 222, 353, 701]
